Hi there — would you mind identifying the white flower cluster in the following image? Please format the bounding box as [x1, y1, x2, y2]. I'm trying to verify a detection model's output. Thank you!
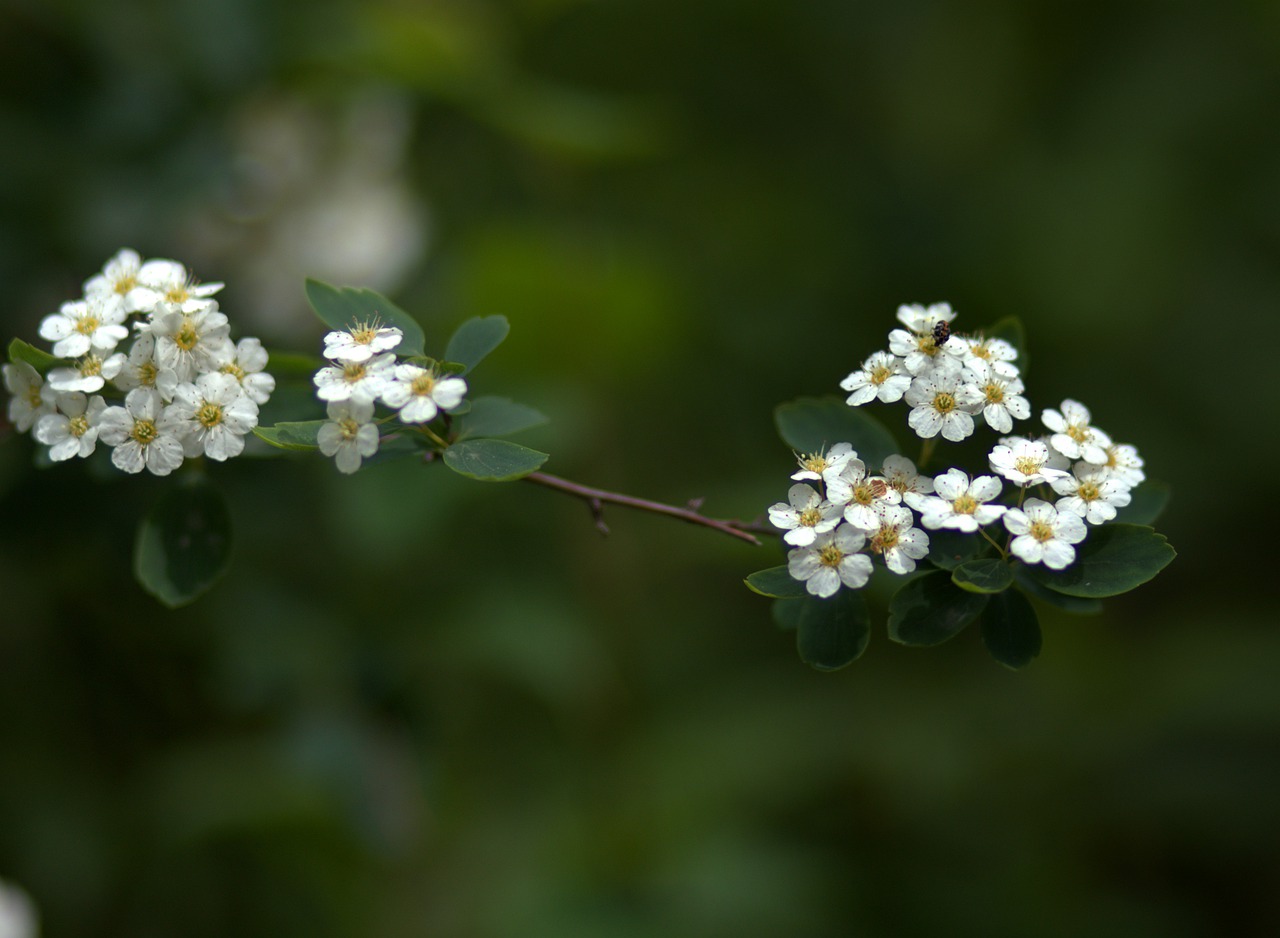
[771, 303, 1147, 595]
[3, 249, 273, 475]
[312, 322, 468, 473]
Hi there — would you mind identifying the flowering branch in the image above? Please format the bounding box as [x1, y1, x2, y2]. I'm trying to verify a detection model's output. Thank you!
[522, 471, 766, 545]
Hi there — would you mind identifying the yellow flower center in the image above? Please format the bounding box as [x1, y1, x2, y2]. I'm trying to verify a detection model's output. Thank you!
[175, 319, 200, 352]
[25, 385, 42, 407]
[1028, 520, 1054, 543]
[165, 284, 192, 304]
[799, 507, 823, 528]
[1077, 481, 1100, 502]
[341, 362, 368, 382]
[799, 453, 828, 475]
[953, 494, 978, 515]
[410, 372, 438, 396]
[338, 417, 361, 440]
[197, 402, 224, 429]
[348, 319, 384, 346]
[221, 362, 246, 382]
[68, 414, 90, 438]
[80, 355, 103, 377]
[817, 543, 845, 568]
[114, 274, 137, 295]
[982, 383, 1005, 404]
[870, 525, 899, 554]
[972, 343, 992, 361]
[131, 418, 158, 445]
[917, 335, 940, 357]
[1014, 457, 1041, 477]
[138, 362, 158, 387]
[932, 391, 956, 414]
[1067, 424, 1089, 444]
[870, 364, 893, 385]
[75, 316, 100, 336]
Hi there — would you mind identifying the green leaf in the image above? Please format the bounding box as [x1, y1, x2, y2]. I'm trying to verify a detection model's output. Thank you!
[7, 338, 62, 371]
[304, 279, 425, 358]
[457, 396, 548, 440]
[774, 396, 900, 469]
[887, 570, 989, 646]
[252, 421, 325, 451]
[260, 350, 324, 378]
[795, 591, 871, 671]
[1012, 568, 1103, 616]
[984, 315, 1028, 375]
[744, 565, 807, 599]
[771, 598, 803, 632]
[1023, 523, 1176, 598]
[980, 589, 1042, 669]
[444, 316, 510, 374]
[1113, 480, 1171, 526]
[134, 479, 233, 608]
[927, 528, 987, 571]
[443, 438, 548, 481]
[952, 557, 1014, 594]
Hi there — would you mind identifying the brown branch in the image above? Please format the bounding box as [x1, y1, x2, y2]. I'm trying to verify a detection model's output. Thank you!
[523, 471, 766, 546]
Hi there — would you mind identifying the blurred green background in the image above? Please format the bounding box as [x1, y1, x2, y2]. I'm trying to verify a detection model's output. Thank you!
[1, 1, 1276, 935]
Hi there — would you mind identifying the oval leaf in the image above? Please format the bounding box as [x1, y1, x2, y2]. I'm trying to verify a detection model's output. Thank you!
[795, 591, 871, 671]
[252, 421, 325, 451]
[443, 438, 548, 481]
[774, 396, 899, 469]
[771, 598, 803, 632]
[1023, 523, 1175, 598]
[887, 570, 989, 646]
[457, 396, 548, 440]
[134, 479, 233, 608]
[980, 589, 1042, 670]
[1112, 480, 1171, 526]
[927, 528, 987, 571]
[745, 565, 807, 599]
[984, 315, 1028, 376]
[8, 337, 62, 371]
[1012, 568, 1103, 616]
[304, 279, 426, 357]
[444, 316, 510, 375]
[952, 557, 1014, 594]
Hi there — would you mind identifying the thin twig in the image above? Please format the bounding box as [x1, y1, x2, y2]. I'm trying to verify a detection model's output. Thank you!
[523, 471, 764, 545]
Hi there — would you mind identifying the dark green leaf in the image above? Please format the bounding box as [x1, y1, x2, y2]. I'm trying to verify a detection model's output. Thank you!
[260, 350, 324, 378]
[744, 565, 807, 599]
[444, 316, 510, 374]
[983, 315, 1028, 375]
[443, 438, 548, 481]
[7, 338, 62, 371]
[1012, 568, 1103, 615]
[771, 598, 803, 632]
[952, 557, 1014, 594]
[887, 570, 989, 646]
[134, 479, 233, 608]
[457, 396, 548, 440]
[1023, 523, 1175, 598]
[795, 591, 871, 671]
[252, 421, 325, 451]
[927, 528, 987, 571]
[304, 279, 426, 358]
[1113, 480, 1171, 526]
[981, 589, 1042, 669]
[774, 396, 899, 469]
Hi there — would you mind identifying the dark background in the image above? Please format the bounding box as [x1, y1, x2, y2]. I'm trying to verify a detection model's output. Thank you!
[0, 1, 1276, 935]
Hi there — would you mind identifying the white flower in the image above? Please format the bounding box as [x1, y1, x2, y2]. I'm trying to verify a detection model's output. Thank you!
[381, 363, 467, 423]
[137, 258, 223, 312]
[863, 502, 930, 574]
[82, 247, 158, 314]
[787, 523, 873, 598]
[888, 327, 950, 376]
[895, 302, 956, 334]
[0, 878, 37, 938]
[905, 468, 1007, 532]
[97, 388, 185, 475]
[149, 303, 233, 382]
[1042, 399, 1112, 465]
[835, 459, 902, 530]
[170, 373, 260, 461]
[945, 333, 1019, 377]
[323, 322, 403, 363]
[1051, 464, 1132, 525]
[968, 360, 1030, 433]
[317, 398, 380, 473]
[219, 337, 276, 405]
[768, 483, 843, 547]
[45, 351, 126, 394]
[3, 361, 55, 432]
[1099, 442, 1145, 488]
[880, 454, 934, 499]
[988, 438, 1070, 487]
[38, 295, 130, 358]
[114, 332, 180, 400]
[791, 442, 862, 493]
[1003, 498, 1087, 570]
[905, 370, 982, 442]
[840, 350, 912, 405]
[34, 392, 107, 461]
[314, 352, 395, 404]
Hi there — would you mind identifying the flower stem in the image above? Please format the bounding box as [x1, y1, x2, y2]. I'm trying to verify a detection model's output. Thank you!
[918, 437, 937, 471]
[521, 471, 767, 545]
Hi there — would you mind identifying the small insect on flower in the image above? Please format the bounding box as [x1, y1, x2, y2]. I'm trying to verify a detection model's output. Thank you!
[931, 320, 951, 346]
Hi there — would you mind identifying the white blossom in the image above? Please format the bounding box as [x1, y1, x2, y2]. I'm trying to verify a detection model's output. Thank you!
[82, 247, 158, 314]
[968, 359, 1030, 433]
[317, 398, 379, 473]
[314, 352, 395, 404]
[45, 351, 125, 394]
[834, 459, 901, 530]
[169, 373, 259, 461]
[905, 468, 1007, 532]
[381, 363, 467, 423]
[768, 483, 843, 547]
[323, 322, 403, 363]
[0, 878, 37, 938]
[1051, 464, 1132, 525]
[862, 502, 930, 574]
[34, 392, 107, 461]
[787, 524, 873, 598]
[905, 370, 982, 442]
[113, 332, 180, 401]
[895, 302, 956, 334]
[38, 295, 129, 358]
[945, 333, 1019, 378]
[3, 361, 54, 432]
[840, 350, 912, 405]
[137, 258, 223, 313]
[149, 303, 233, 382]
[97, 388, 185, 475]
[988, 438, 1070, 487]
[790, 442, 862, 491]
[219, 337, 276, 405]
[1099, 442, 1145, 488]
[1042, 399, 1112, 465]
[1003, 498, 1087, 570]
